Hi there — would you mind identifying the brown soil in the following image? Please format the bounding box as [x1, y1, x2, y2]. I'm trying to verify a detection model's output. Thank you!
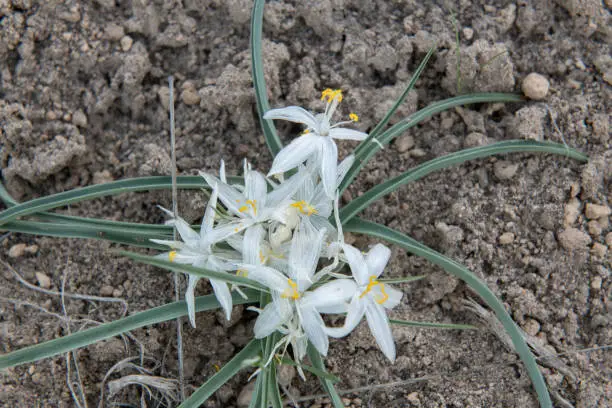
[1, 1, 610, 407]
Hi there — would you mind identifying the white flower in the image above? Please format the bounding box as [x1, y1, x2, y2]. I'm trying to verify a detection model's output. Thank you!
[151, 185, 238, 327]
[264, 89, 367, 198]
[200, 160, 305, 232]
[240, 221, 356, 356]
[325, 244, 403, 362]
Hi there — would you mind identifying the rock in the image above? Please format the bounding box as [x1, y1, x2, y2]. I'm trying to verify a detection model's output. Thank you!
[523, 318, 541, 336]
[100, 285, 114, 296]
[563, 198, 581, 227]
[71, 110, 87, 128]
[277, 364, 295, 386]
[605, 232, 612, 247]
[8, 243, 27, 258]
[464, 132, 488, 148]
[522, 73, 549, 100]
[590, 243, 607, 258]
[591, 276, 602, 290]
[181, 89, 201, 105]
[585, 203, 611, 220]
[410, 148, 426, 157]
[494, 160, 519, 180]
[462, 27, 474, 40]
[499, 232, 515, 245]
[35, 272, 52, 289]
[395, 135, 414, 152]
[558, 228, 591, 251]
[514, 105, 546, 140]
[580, 156, 605, 200]
[24, 245, 39, 255]
[104, 23, 125, 41]
[237, 382, 256, 407]
[120, 35, 133, 52]
[587, 220, 603, 236]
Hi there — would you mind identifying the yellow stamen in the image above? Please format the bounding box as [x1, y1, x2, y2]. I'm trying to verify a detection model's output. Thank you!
[246, 199, 257, 216]
[281, 279, 300, 300]
[290, 200, 318, 216]
[169, 251, 177, 262]
[320, 88, 343, 103]
[359, 276, 389, 305]
[213, 363, 220, 372]
[320, 88, 333, 100]
[349, 112, 359, 122]
[259, 250, 266, 264]
[302, 129, 310, 135]
[236, 269, 248, 277]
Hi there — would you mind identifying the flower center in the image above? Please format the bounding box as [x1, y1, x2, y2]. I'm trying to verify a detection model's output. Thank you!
[281, 279, 301, 300]
[290, 200, 318, 216]
[236, 269, 248, 277]
[238, 199, 257, 216]
[359, 276, 389, 305]
[168, 251, 177, 262]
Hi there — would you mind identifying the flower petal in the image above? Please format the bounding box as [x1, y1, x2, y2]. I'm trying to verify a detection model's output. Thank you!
[253, 302, 285, 338]
[325, 296, 366, 338]
[298, 304, 329, 356]
[319, 137, 338, 199]
[365, 244, 391, 278]
[240, 265, 289, 293]
[336, 154, 355, 186]
[381, 284, 403, 310]
[185, 275, 200, 328]
[171, 216, 200, 243]
[200, 172, 245, 216]
[245, 168, 268, 209]
[329, 128, 368, 141]
[268, 135, 322, 176]
[210, 278, 233, 321]
[201, 182, 219, 236]
[289, 221, 324, 291]
[301, 279, 357, 309]
[365, 301, 396, 362]
[342, 244, 369, 285]
[242, 225, 265, 265]
[263, 106, 319, 129]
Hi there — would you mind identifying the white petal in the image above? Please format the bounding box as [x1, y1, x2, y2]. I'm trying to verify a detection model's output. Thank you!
[319, 137, 338, 199]
[301, 279, 357, 309]
[342, 244, 369, 285]
[329, 127, 368, 141]
[381, 284, 403, 310]
[245, 168, 268, 209]
[240, 265, 289, 293]
[298, 304, 329, 356]
[263, 106, 319, 129]
[201, 182, 219, 235]
[172, 216, 200, 243]
[185, 275, 200, 328]
[317, 303, 349, 314]
[208, 222, 243, 244]
[365, 301, 396, 362]
[253, 302, 285, 338]
[268, 135, 322, 176]
[336, 154, 355, 187]
[266, 169, 308, 209]
[325, 296, 366, 338]
[289, 221, 324, 291]
[365, 244, 391, 278]
[200, 172, 245, 216]
[210, 278, 233, 320]
[242, 225, 265, 265]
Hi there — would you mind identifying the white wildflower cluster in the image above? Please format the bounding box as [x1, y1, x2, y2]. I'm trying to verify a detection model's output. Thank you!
[154, 89, 403, 370]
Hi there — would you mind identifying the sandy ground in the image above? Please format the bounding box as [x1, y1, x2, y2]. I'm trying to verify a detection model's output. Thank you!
[1, 0, 610, 407]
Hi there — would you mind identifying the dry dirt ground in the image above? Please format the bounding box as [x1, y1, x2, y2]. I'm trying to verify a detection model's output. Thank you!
[0, 0, 610, 407]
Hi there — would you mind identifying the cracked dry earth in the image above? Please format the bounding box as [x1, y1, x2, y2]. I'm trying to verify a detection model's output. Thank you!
[0, 1, 610, 407]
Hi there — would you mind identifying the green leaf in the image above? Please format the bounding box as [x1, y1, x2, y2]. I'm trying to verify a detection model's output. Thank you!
[178, 340, 261, 408]
[339, 93, 524, 193]
[307, 343, 344, 408]
[266, 359, 283, 408]
[389, 319, 477, 330]
[0, 290, 258, 370]
[119, 251, 267, 291]
[251, 0, 283, 157]
[343, 217, 552, 408]
[340, 140, 588, 224]
[379, 275, 426, 285]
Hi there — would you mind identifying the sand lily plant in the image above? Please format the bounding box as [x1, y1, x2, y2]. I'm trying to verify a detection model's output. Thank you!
[0, 1, 588, 407]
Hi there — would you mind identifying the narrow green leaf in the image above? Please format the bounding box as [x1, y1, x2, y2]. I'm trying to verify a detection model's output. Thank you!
[251, 0, 283, 157]
[248, 373, 263, 408]
[379, 275, 426, 284]
[390, 319, 477, 330]
[0, 290, 258, 370]
[178, 340, 261, 408]
[267, 359, 283, 408]
[343, 217, 552, 408]
[119, 251, 267, 291]
[307, 343, 344, 408]
[340, 93, 524, 193]
[340, 140, 588, 224]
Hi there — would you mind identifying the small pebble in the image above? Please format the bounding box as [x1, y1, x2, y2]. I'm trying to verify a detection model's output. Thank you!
[494, 160, 519, 180]
[563, 198, 581, 227]
[587, 220, 603, 236]
[523, 318, 541, 336]
[464, 132, 488, 147]
[35, 272, 52, 289]
[410, 147, 426, 157]
[522, 73, 549, 100]
[24, 245, 39, 255]
[558, 227, 591, 251]
[72, 110, 88, 128]
[585, 203, 611, 220]
[462, 27, 474, 40]
[181, 89, 201, 105]
[120, 35, 133, 52]
[591, 276, 602, 290]
[605, 232, 612, 246]
[499, 232, 515, 245]
[590, 243, 607, 258]
[8, 243, 27, 258]
[100, 285, 114, 296]
[105, 23, 125, 41]
[277, 364, 295, 386]
[395, 135, 415, 153]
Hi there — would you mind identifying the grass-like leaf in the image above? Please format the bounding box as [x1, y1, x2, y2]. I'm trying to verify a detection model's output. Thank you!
[343, 217, 552, 408]
[120, 251, 267, 291]
[390, 319, 477, 330]
[307, 343, 344, 408]
[0, 290, 258, 370]
[251, 0, 283, 157]
[339, 93, 524, 193]
[340, 140, 588, 224]
[178, 339, 261, 408]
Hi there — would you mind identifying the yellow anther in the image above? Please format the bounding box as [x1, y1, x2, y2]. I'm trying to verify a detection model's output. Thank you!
[349, 112, 359, 122]
[238, 205, 249, 212]
[168, 251, 177, 262]
[359, 276, 389, 305]
[302, 129, 310, 135]
[236, 269, 248, 277]
[320, 88, 333, 100]
[281, 279, 300, 300]
[237, 199, 257, 216]
[213, 363, 220, 372]
[259, 250, 266, 264]
[290, 200, 318, 216]
[320, 88, 343, 103]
